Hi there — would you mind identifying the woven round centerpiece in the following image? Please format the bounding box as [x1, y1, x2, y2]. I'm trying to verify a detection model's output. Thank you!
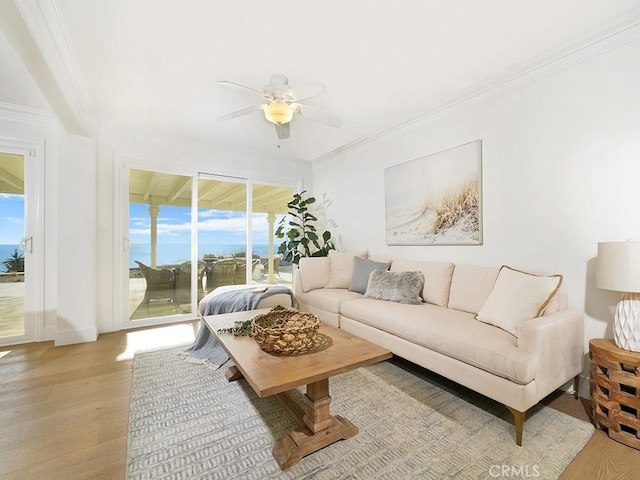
[252, 309, 320, 354]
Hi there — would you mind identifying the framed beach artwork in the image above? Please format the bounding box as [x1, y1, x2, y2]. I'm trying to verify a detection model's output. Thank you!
[385, 140, 482, 245]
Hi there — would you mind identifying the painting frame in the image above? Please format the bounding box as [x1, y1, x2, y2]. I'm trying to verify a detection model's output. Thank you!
[385, 140, 482, 246]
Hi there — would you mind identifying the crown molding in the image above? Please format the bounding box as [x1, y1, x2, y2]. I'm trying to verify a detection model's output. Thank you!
[312, 6, 640, 164]
[0, 101, 58, 127]
[13, 0, 90, 134]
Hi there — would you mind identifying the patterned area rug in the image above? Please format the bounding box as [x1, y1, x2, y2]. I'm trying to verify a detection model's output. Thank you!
[127, 345, 593, 480]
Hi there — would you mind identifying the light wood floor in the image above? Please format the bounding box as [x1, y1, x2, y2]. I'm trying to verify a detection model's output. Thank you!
[1, 322, 639, 480]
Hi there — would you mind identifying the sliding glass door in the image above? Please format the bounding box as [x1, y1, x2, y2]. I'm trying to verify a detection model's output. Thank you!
[0, 153, 26, 338]
[0, 147, 43, 345]
[124, 167, 293, 327]
[197, 175, 247, 295]
[128, 169, 193, 321]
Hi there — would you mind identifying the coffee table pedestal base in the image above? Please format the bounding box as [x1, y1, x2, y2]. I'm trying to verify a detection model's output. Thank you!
[226, 367, 359, 470]
[273, 415, 358, 469]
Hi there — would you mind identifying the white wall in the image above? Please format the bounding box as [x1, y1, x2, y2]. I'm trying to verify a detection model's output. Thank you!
[55, 132, 97, 345]
[313, 35, 640, 389]
[0, 104, 100, 345]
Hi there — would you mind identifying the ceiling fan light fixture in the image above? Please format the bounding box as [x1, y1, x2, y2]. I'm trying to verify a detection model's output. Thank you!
[263, 101, 294, 125]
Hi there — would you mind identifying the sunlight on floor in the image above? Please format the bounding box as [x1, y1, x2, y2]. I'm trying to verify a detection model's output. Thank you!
[0, 350, 11, 359]
[116, 324, 196, 361]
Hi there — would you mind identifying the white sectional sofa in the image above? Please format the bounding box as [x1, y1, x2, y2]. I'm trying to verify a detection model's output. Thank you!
[293, 253, 584, 446]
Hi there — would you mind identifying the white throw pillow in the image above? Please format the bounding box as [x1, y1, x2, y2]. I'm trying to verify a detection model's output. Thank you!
[298, 257, 330, 292]
[325, 250, 367, 289]
[475, 266, 562, 337]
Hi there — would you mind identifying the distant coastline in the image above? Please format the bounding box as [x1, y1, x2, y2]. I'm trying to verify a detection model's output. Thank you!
[129, 243, 277, 268]
[0, 243, 278, 269]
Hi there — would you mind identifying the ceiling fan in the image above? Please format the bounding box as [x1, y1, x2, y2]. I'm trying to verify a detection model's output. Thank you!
[217, 74, 342, 140]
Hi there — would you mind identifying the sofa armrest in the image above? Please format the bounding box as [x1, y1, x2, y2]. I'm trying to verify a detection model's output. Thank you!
[517, 308, 584, 396]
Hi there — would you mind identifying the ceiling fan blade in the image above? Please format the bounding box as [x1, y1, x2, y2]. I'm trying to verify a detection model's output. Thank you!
[218, 104, 265, 121]
[217, 80, 264, 96]
[275, 123, 290, 139]
[294, 103, 342, 128]
[284, 81, 326, 102]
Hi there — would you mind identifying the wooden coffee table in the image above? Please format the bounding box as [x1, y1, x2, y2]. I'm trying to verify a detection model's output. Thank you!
[204, 309, 392, 469]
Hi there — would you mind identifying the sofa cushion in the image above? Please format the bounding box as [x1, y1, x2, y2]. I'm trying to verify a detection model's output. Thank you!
[390, 260, 454, 307]
[298, 288, 363, 315]
[364, 270, 424, 305]
[326, 250, 367, 289]
[341, 298, 536, 384]
[349, 256, 392, 294]
[298, 257, 330, 292]
[448, 264, 499, 314]
[476, 266, 563, 337]
[367, 252, 393, 264]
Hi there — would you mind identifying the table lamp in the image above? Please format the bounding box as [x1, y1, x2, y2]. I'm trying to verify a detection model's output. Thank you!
[596, 240, 640, 352]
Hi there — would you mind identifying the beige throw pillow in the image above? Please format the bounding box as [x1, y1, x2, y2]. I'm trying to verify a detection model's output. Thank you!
[475, 266, 563, 337]
[298, 257, 330, 292]
[325, 250, 367, 289]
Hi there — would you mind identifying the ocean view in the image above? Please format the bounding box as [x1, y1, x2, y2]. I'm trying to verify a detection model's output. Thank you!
[128, 243, 279, 268]
[0, 243, 279, 269]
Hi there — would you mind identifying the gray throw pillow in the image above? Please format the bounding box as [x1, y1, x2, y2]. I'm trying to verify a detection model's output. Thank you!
[364, 270, 424, 305]
[348, 257, 392, 294]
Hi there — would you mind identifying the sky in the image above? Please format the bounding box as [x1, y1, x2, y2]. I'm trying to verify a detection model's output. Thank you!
[129, 203, 285, 246]
[1, 196, 285, 247]
[0, 194, 24, 244]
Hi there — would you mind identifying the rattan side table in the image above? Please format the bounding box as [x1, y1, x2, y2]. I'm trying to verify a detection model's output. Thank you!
[590, 338, 640, 450]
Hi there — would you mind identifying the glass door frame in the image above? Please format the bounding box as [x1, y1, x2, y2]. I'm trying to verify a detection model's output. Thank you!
[117, 157, 299, 330]
[118, 161, 197, 330]
[197, 172, 252, 287]
[0, 137, 45, 346]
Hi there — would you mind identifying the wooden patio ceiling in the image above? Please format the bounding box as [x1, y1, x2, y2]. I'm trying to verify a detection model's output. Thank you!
[128, 170, 291, 214]
[0, 153, 23, 195]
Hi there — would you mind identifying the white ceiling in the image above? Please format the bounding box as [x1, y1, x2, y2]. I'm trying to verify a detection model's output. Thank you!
[3, 0, 640, 161]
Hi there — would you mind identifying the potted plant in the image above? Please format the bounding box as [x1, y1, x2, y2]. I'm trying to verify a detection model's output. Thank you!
[275, 191, 335, 265]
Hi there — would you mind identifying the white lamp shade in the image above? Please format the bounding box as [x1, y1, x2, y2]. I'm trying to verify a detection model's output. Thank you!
[596, 241, 640, 292]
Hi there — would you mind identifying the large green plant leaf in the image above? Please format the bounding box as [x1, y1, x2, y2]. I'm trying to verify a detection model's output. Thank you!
[275, 190, 335, 264]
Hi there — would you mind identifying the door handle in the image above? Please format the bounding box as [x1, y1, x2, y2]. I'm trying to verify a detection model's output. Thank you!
[19, 236, 33, 254]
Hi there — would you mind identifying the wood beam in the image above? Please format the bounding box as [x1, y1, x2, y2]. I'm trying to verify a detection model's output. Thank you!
[142, 173, 159, 201]
[168, 177, 191, 203]
[0, 167, 24, 191]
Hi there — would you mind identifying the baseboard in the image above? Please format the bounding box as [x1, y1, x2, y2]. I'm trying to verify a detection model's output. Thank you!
[54, 326, 98, 346]
[42, 325, 56, 341]
[578, 372, 590, 400]
[557, 372, 590, 400]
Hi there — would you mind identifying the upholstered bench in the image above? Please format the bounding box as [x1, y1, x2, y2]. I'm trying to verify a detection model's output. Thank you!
[198, 284, 295, 316]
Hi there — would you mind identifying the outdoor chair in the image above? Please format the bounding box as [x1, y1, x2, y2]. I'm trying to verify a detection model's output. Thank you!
[207, 259, 238, 291]
[233, 259, 247, 285]
[134, 260, 175, 305]
[266, 256, 281, 278]
[174, 260, 207, 304]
